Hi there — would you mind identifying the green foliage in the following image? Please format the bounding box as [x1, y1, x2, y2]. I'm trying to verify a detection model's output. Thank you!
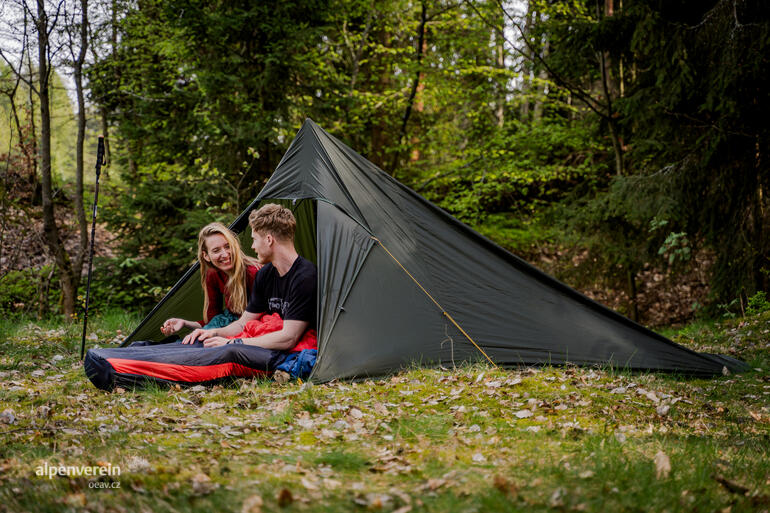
[69, 0, 769, 325]
[87, 256, 167, 313]
[0, 266, 57, 317]
[746, 291, 770, 317]
[613, 0, 770, 301]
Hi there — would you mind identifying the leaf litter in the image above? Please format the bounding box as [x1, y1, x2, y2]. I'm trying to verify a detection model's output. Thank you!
[1, 315, 769, 511]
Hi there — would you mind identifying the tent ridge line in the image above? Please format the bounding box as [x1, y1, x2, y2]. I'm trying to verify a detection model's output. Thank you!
[370, 236, 497, 369]
[305, 121, 371, 230]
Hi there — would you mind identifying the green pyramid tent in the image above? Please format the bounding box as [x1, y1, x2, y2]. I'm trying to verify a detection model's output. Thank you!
[123, 119, 745, 380]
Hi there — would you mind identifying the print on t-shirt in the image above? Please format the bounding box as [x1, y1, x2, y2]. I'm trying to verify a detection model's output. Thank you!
[246, 256, 317, 330]
[268, 297, 290, 316]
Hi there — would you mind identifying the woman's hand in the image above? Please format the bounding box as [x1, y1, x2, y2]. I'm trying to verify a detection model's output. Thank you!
[161, 318, 195, 335]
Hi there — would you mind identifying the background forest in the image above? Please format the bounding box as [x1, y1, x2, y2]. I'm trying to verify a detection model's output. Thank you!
[1, 0, 769, 328]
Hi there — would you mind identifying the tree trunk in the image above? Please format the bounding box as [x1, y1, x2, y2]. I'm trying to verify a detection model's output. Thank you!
[36, 0, 77, 317]
[598, 0, 624, 175]
[369, 25, 391, 168]
[26, 48, 41, 204]
[391, 0, 427, 174]
[494, 20, 505, 128]
[518, 3, 535, 121]
[532, 38, 549, 122]
[72, 0, 89, 284]
[627, 268, 639, 322]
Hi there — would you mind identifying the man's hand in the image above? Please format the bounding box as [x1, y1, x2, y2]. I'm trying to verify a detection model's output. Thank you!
[203, 337, 230, 348]
[182, 328, 216, 344]
[161, 318, 185, 335]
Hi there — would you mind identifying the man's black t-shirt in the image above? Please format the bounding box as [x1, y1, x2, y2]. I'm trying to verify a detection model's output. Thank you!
[245, 256, 317, 330]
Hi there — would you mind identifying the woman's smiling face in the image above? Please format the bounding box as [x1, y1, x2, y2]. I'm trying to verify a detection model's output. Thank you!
[203, 233, 233, 272]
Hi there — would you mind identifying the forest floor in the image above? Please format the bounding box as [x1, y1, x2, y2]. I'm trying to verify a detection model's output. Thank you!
[0, 311, 769, 512]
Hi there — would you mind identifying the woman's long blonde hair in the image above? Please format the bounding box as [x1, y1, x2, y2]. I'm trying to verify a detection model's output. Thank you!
[198, 222, 259, 323]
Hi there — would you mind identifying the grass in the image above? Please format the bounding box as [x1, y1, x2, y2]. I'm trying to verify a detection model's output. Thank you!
[0, 309, 768, 512]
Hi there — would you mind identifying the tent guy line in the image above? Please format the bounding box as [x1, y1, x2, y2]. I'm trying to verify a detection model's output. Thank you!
[371, 235, 498, 368]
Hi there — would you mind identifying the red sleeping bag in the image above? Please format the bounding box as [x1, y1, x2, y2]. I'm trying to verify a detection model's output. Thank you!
[237, 313, 317, 352]
[84, 314, 316, 390]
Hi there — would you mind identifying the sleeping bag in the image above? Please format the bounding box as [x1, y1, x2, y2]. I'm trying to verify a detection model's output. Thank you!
[85, 313, 317, 391]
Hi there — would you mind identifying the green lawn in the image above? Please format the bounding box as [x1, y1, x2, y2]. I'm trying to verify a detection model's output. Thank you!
[0, 310, 768, 512]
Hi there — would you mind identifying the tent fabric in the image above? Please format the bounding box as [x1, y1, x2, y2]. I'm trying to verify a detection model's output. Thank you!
[121, 118, 748, 381]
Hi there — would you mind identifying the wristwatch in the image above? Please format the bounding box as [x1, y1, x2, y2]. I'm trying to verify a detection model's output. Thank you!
[228, 338, 244, 345]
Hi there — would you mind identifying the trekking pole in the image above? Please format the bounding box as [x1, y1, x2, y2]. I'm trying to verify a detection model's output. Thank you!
[80, 135, 106, 360]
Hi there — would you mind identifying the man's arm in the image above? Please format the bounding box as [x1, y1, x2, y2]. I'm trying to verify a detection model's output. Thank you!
[202, 320, 308, 350]
[182, 310, 261, 344]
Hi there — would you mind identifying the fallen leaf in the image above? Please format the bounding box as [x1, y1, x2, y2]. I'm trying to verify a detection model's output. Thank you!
[656, 404, 670, 416]
[297, 418, 314, 430]
[64, 492, 87, 507]
[713, 474, 749, 495]
[493, 475, 518, 496]
[654, 451, 671, 479]
[550, 487, 565, 507]
[349, 408, 364, 420]
[355, 493, 391, 508]
[427, 478, 445, 490]
[126, 456, 151, 472]
[241, 494, 263, 513]
[191, 473, 219, 495]
[300, 477, 319, 490]
[472, 453, 487, 463]
[514, 409, 533, 419]
[0, 409, 16, 425]
[276, 488, 293, 507]
[373, 403, 389, 415]
[323, 478, 341, 489]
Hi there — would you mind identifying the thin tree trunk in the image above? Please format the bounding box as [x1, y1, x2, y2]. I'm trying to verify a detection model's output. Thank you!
[518, 3, 535, 120]
[409, 37, 426, 163]
[391, 0, 427, 173]
[369, 25, 390, 168]
[532, 39, 549, 122]
[597, 0, 624, 175]
[72, 0, 89, 282]
[26, 46, 40, 202]
[627, 269, 639, 322]
[37, 0, 77, 317]
[494, 19, 505, 128]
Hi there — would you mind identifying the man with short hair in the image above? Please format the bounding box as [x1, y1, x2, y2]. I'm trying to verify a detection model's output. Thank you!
[183, 203, 317, 350]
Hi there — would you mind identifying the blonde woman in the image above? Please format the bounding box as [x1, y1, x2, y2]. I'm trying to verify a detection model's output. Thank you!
[161, 222, 261, 336]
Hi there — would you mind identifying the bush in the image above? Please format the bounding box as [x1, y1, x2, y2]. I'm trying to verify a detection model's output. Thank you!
[746, 291, 770, 316]
[0, 266, 59, 317]
[87, 256, 168, 314]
